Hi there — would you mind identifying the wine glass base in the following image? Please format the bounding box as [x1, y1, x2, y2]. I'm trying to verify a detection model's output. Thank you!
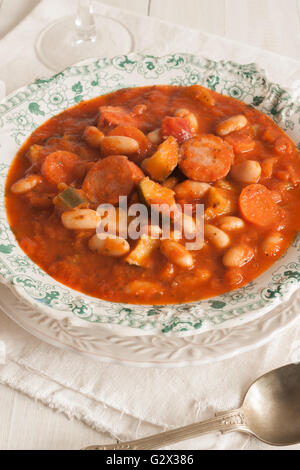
[36, 15, 134, 72]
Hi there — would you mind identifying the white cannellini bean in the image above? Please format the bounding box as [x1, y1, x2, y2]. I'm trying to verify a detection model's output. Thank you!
[83, 126, 104, 148]
[205, 225, 230, 249]
[216, 114, 248, 136]
[101, 136, 139, 155]
[174, 108, 198, 133]
[160, 240, 194, 269]
[175, 181, 211, 201]
[125, 280, 163, 296]
[219, 216, 245, 232]
[97, 206, 128, 238]
[169, 230, 182, 241]
[140, 225, 162, 238]
[182, 214, 198, 237]
[173, 213, 198, 238]
[62, 209, 100, 230]
[261, 232, 283, 257]
[11, 174, 42, 194]
[230, 160, 261, 184]
[147, 128, 162, 145]
[89, 234, 130, 257]
[223, 245, 254, 268]
[27, 145, 43, 165]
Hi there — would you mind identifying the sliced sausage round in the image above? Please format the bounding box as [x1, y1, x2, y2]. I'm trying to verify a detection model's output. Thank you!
[179, 135, 234, 182]
[82, 155, 144, 205]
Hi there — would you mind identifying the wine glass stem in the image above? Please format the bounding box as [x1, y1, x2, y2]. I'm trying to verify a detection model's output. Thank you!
[75, 0, 97, 43]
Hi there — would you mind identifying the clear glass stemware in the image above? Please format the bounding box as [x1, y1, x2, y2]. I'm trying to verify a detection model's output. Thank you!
[36, 0, 133, 71]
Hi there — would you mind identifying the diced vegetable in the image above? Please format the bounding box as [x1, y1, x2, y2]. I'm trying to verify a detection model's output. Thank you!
[239, 184, 282, 229]
[205, 187, 236, 221]
[139, 177, 177, 214]
[261, 158, 278, 179]
[126, 236, 160, 267]
[41, 151, 85, 186]
[274, 136, 293, 155]
[224, 132, 256, 154]
[142, 136, 179, 182]
[98, 106, 136, 128]
[161, 116, 193, 144]
[54, 187, 88, 210]
[174, 109, 198, 133]
[187, 85, 215, 107]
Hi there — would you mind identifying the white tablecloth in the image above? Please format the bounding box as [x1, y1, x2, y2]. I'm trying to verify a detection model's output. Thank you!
[0, 0, 300, 450]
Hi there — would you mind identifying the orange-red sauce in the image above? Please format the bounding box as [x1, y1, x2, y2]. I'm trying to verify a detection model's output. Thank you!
[5, 85, 300, 304]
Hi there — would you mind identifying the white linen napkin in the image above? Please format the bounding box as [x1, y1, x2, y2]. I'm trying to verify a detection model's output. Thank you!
[0, 0, 300, 450]
[0, 340, 5, 364]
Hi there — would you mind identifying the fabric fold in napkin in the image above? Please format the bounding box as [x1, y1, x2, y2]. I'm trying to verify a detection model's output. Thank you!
[0, 341, 6, 364]
[0, 0, 300, 450]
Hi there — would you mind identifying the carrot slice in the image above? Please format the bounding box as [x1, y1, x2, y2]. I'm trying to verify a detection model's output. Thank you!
[239, 184, 282, 228]
[108, 125, 150, 161]
[41, 151, 84, 186]
[224, 132, 256, 154]
[179, 135, 234, 182]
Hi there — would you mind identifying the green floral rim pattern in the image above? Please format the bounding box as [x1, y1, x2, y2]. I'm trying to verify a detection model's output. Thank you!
[0, 53, 300, 334]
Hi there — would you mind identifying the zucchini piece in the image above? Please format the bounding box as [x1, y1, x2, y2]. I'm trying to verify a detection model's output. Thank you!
[204, 187, 236, 221]
[142, 136, 178, 182]
[139, 178, 177, 215]
[126, 236, 160, 267]
[54, 187, 88, 210]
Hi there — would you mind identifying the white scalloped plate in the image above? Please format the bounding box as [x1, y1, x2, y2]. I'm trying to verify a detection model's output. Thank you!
[1, 54, 300, 366]
[0, 281, 299, 367]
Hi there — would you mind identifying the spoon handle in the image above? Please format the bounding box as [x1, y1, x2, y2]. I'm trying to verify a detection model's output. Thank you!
[83, 409, 248, 450]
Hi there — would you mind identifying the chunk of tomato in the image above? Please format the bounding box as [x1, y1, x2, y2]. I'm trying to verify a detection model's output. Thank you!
[161, 116, 193, 144]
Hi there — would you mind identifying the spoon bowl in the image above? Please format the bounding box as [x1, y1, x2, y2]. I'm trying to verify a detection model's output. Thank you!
[243, 363, 300, 446]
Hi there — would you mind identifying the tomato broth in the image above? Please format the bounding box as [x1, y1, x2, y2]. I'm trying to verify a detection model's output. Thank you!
[5, 85, 300, 304]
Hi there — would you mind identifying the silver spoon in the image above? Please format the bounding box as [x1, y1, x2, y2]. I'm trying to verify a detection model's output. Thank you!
[83, 363, 300, 450]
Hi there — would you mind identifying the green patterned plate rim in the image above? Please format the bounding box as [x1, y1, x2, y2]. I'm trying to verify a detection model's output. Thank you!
[0, 53, 300, 335]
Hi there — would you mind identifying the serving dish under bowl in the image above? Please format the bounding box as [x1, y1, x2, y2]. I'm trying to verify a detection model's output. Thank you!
[0, 53, 300, 365]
